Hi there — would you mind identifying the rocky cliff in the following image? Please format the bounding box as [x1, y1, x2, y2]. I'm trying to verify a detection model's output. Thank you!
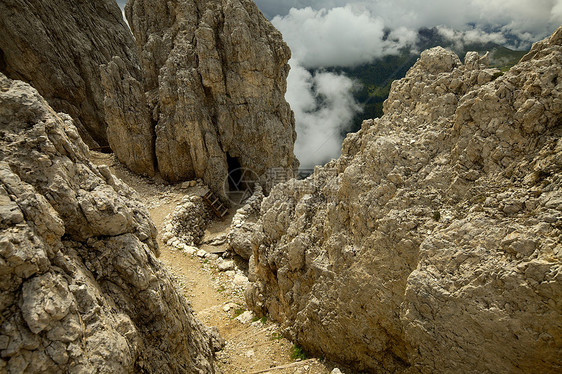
[0, 0, 141, 148]
[121, 0, 297, 196]
[0, 74, 219, 373]
[244, 29, 562, 372]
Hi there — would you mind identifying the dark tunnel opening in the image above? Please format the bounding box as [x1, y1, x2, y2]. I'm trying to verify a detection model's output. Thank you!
[226, 153, 243, 192]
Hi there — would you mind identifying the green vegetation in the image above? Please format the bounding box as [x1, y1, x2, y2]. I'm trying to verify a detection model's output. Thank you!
[489, 46, 527, 71]
[324, 30, 529, 135]
[270, 332, 283, 341]
[290, 344, 307, 361]
[233, 308, 245, 318]
[250, 315, 268, 324]
[491, 71, 504, 80]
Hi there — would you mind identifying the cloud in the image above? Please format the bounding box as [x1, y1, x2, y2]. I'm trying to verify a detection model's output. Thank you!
[436, 26, 508, 51]
[254, 0, 350, 19]
[553, 1, 562, 22]
[286, 59, 361, 168]
[257, 0, 561, 42]
[272, 6, 416, 68]
[469, 0, 562, 34]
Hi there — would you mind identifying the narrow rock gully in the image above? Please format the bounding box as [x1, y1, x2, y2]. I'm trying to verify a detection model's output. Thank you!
[91, 152, 338, 374]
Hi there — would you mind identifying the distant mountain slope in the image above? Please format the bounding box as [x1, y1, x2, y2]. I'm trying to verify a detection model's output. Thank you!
[326, 27, 529, 133]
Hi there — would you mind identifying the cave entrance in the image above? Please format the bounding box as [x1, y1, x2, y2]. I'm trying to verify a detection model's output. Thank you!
[226, 153, 243, 192]
[225, 153, 258, 206]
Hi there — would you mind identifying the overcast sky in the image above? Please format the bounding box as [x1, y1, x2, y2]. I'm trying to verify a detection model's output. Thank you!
[117, 0, 561, 168]
[256, 0, 561, 36]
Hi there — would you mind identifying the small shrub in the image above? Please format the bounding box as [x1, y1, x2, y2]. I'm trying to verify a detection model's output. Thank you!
[291, 344, 307, 361]
[260, 316, 267, 324]
[491, 71, 504, 80]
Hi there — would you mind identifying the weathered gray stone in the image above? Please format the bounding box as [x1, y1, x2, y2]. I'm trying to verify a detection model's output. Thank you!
[0, 74, 218, 373]
[245, 29, 562, 373]
[228, 185, 264, 259]
[100, 56, 156, 176]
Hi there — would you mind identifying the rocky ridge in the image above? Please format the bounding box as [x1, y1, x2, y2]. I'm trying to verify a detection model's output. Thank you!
[0, 0, 140, 148]
[121, 0, 298, 196]
[244, 29, 562, 372]
[0, 0, 298, 198]
[0, 74, 219, 373]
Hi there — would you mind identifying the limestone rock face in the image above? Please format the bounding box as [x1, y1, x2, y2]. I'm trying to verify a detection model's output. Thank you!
[125, 0, 298, 196]
[228, 185, 265, 260]
[0, 74, 218, 373]
[0, 0, 140, 148]
[100, 56, 156, 176]
[245, 30, 562, 373]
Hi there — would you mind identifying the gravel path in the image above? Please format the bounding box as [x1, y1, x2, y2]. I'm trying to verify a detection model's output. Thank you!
[90, 152, 335, 374]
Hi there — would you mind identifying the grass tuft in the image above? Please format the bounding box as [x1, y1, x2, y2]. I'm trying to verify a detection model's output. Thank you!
[291, 344, 307, 361]
[233, 308, 245, 318]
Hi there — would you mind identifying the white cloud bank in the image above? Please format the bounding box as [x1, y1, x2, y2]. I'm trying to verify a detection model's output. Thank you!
[436, 26, 508, 51]
[286, 59, 360, 168]
[272, 6, 416, 68]
[258, 0, 562, 42]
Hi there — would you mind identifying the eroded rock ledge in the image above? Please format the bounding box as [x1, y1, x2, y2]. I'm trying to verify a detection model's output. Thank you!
[244, 29, 562, 373]
[0, 74, 219, 373]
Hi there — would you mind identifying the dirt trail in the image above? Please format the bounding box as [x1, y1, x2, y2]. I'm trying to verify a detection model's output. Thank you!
[90, 152, 334, 374]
